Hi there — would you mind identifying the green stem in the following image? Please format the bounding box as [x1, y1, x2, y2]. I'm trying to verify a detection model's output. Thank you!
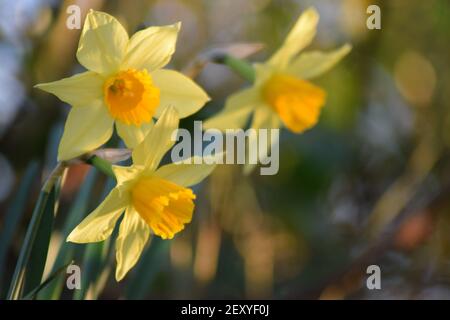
[86, 155, 115, 178]
[218, 55, 255, 83]
[7, 162, 66, 300]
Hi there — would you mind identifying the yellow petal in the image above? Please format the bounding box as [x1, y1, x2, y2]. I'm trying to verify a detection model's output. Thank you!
[67, 188, 127, 243]
[58, 103, 114, 161]
[152, 69, 210, 119]
[288, 44, 351, 79]
[115, 207, 150, 281]
[203, 87, 259, 131]
[77, 10, 128, 75]
[243, 105, 280, 175]
[116, 120, 154, 149]
[254, 63, 276, 86]
[268, 7, 319, 68]
[122, 22, 181, 72]
[155, 156, 217, 187]
[132, 106, 179, 170]
[112, 165, 142, 187]
[34, 71, 103, 108]
[251, 104, 281, 130]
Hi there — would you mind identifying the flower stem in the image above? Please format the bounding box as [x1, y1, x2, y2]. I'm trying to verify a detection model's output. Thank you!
[7, 162, 66, 300]
[86, 155, 115, 178]
[216, 55, 255, 83]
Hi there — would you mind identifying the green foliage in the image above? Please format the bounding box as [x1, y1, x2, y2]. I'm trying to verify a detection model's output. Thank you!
[38, 170, 99, 299]
[0, 161, 39, 298]
[7, 183, 58, 300]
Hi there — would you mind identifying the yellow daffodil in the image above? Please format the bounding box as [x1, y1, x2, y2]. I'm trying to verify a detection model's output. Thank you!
[67, 107, 217, 281]
[204, 7, 351, 171]
[36, 10, 209, 161]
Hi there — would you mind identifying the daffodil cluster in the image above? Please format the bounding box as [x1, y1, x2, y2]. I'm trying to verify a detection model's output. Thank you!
[35, 7, 350, 280]
[36, 10, 213, 281]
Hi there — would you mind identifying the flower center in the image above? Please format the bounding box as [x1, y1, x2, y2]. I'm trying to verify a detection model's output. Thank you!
[131, 176, 196, 239]
[104, 69, 160, 126]
[262, 74, 326, 133]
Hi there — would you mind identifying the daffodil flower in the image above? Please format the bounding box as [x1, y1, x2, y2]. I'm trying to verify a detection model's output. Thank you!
[36, 10, 209, 161]
[67, 107, 217, 281]
[204, 7, 351, 172]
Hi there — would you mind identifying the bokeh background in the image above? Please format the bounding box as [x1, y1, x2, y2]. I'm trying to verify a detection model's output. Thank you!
[1, 0, 450, 299]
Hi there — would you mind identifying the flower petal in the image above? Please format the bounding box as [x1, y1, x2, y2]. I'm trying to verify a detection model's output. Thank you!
[288, 44, 351, 79]
[122, 22, 181, 72]
[254, 63, 276, 86]
[132, 106, 179, 170]
[251, 104, 281, 130]
[152, 69, 210, 119]
[112, 165, 142, 187]
[268, 7, 319, 68]
[67, 188, 127, 243]
[154, 156, 218, 187]
[116, 120, 154, 149]
[243, 105, 281, 175]
[203, 87, 259, 131]
[77, 10, 128, 75]
[34, 71, 104, 108]
[58, 103, 114, 161]
[115, 207, 150, 281]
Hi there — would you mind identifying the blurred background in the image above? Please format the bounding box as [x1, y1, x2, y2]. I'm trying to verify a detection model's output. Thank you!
[1, 0, 450, 299]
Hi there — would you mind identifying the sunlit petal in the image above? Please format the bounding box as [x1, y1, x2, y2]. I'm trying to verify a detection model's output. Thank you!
[116, 120, 154, 149]
[132, 106, 179, 170]
[58, 103, 114, 161]
[243, 105, 280, 175]
[268, 7, 319, 68]
[35, 71, 104, 108]
[288, 44, 351, 79]
[112, 165, 143, 187]
[155, 156, 218, 187]
[77, 10, 128, 74]
[67, 188, 127, 243]
[152, 69, 210, 119]
[203, 87, 259, 131]
[122, 23, 180, 71]
[115, 207, 150, 281]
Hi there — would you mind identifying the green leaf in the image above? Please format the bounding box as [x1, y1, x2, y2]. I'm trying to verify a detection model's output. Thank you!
[72, 178, 116, 300]
[0, 161, 39, 298]
[22, 185, 57, 296]
[23, 261, 73, 300]
[7, 162, 65, 300]
[7, 185, 57, 300]
[37, 169, 98, 300]
[72, 241, 109, 300]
